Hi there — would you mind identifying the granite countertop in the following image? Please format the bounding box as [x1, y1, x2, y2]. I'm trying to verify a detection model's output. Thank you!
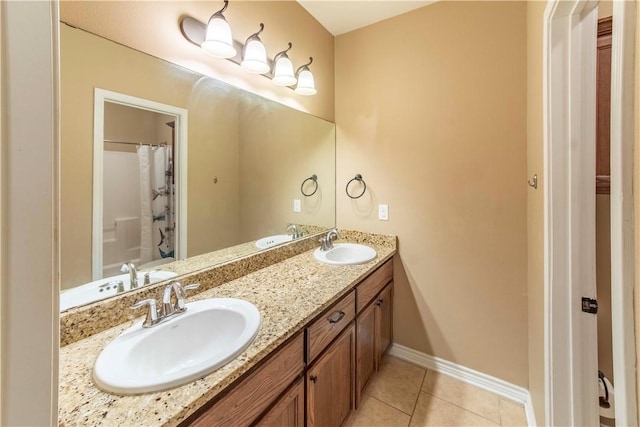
[58, 236, 396, 426]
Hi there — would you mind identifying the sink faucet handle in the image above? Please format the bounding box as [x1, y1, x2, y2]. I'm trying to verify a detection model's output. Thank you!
[174, 284, 200, 311]
[131, 298, 159, 327]
[329, 228, 341, 239]
[183, 283, 200, 293]
[143, 270, 158, 286]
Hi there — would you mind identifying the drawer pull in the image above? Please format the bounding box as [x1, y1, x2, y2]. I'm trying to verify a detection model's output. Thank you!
[328, 311, 346, 324]
[310, 375, 318, 383]
[376, 299, 383, 306]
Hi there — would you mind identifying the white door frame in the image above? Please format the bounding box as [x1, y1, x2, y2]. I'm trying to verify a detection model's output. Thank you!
[543, 1, 600, 425]
[610, 1, 638, 425]
[92, 88, 188, 279]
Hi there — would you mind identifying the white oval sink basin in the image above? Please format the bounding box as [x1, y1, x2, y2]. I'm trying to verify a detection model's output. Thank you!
[60, 271, 178, 312]
[255, 234, 293, 249]
[314, 243, 377, 265]
[93, 298, 261, 394]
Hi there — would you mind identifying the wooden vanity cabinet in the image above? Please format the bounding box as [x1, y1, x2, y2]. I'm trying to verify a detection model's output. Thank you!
[186, 333, 304, 427]
[355, 259, 394, 408]
[375, 283, 393, 364]
[255, 378, 305, 427]
[185, 258, 394, 427]
[306, 324, 356, 427]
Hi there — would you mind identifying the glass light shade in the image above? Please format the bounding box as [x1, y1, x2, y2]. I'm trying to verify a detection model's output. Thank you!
[201, 16, 236, 58]
[295, 69, 317, 95]
[241, 39, 270, 74]
[272, 56, 297, 86]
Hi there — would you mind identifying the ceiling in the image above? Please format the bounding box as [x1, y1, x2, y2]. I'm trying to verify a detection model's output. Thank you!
[297, 1, 436, 36]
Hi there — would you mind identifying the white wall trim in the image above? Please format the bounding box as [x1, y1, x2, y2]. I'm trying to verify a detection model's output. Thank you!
[543, 1, 600, 425]
[388, 344, 536, 426]
[1, 1, 59, 424]
[92, 88, 188, 279]
[609, 1, 638, 425]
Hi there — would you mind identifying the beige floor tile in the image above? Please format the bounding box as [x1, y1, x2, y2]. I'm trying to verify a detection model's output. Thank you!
[366, 356, 426, 415]
[345, 394, 411, 427]
[422, 371, 501, 423]
[499, 399, 528, 426]
[410, 392, 498, 427]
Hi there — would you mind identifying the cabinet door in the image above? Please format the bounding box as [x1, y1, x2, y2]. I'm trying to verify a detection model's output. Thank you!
[307, 324, 355, 427]
[375, 283, 393, 369]
[188, 334, 304, 427]
[355, 301, 376, 408]
[255, 378, 304, 427]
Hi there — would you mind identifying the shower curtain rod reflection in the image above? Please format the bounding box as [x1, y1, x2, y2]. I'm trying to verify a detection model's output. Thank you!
[104, 139, 168, 147]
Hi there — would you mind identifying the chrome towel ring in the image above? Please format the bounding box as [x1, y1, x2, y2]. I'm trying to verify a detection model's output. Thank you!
[301, 174, 318, 197]
[346, 174, 367, 199]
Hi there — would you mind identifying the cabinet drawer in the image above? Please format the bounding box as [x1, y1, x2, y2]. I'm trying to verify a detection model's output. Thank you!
[356, 259, 393, 313]
[189, 333, 304, 427]
[307, 290, 355, 363]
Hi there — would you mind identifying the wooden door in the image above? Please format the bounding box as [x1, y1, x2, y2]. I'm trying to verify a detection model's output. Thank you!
[307, 324, 355, 427]
[255, 378, 304, 427]
[375, 283, 393, 368]
[355, 302, 376, 408]
[596, 17, 612, 194]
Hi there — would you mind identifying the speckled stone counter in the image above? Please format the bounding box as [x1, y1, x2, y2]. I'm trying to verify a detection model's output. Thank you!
[58, 233, 396, 426]
[60, 229, 327, 346]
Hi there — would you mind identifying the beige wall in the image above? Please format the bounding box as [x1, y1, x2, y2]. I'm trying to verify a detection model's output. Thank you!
[104, 103, 174, 149]
[526, 1, 546, 423]
[336, 1, 528, 386]
[60, 1, 334, 122]
[599, 0, 613, 19]
[238, 104, 335, 241]
[636, 1, 640, 420]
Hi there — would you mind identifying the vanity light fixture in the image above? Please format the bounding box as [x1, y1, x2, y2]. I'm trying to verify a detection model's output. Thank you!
[272, 43, 297, 87]
[201, 0, 236, 58]
[180, 1, 317, 95]
[294, 57, 317, 96]
[241, 23, 270, 74]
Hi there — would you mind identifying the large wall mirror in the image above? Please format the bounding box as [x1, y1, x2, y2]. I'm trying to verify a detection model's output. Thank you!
[60, 23, 336, 311]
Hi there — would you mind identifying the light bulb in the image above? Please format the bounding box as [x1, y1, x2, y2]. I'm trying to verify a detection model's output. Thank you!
[295, 68, 316, 95]
[272, 56, 297, 86]
[241, 38, 270, 74]
[201, 15, 236, 58]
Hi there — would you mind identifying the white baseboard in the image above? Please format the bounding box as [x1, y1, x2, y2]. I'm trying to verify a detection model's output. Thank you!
[388, 343, 537, 426]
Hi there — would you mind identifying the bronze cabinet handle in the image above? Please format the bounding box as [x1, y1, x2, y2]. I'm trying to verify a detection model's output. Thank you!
[328, 311, 345, 324]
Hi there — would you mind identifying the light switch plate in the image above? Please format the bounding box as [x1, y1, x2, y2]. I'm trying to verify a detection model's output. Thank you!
[293, 199, 301, 213]
[378, 204, 389, 221]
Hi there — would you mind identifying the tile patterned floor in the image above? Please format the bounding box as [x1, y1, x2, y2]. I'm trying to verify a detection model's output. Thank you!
[345, 356, 528, 427]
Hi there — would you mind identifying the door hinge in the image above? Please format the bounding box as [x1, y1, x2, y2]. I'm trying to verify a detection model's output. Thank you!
[582, 297, 598, 314]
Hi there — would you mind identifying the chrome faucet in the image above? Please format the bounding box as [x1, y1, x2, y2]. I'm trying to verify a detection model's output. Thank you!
[319, 228, 341, 251]
[120, 261, 139, 289]
[287, 223, 304, 239]
[131, 281, 200, 328]
[162, 281, 186, 315]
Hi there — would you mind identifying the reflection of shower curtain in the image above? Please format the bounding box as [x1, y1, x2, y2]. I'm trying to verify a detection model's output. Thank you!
[138, 145, 175, 264]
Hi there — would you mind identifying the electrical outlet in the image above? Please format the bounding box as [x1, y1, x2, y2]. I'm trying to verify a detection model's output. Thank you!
[378, 204, 389, 221]
[293, 199, 301, 213]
